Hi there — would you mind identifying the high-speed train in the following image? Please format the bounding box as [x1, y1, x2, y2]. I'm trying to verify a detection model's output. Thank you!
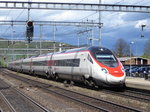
[8, 46, 126, 87]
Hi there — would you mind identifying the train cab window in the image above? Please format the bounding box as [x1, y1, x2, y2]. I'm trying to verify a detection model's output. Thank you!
[87, 54, 93, 64]
[95, 53, 118, 67]
[96, 54, 116, 62]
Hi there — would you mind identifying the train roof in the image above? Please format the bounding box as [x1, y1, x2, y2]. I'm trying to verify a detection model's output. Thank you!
[63, 46, 112, 54]
[14, 46, 112, 61]
[88, 46, 112, 54]
[45, 46, 112, 56]
[64, 47, 87, 53]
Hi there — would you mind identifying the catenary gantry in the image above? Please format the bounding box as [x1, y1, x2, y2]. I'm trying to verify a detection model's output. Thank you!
[0, 20, 101, 27]
[0, 1, 150, 13]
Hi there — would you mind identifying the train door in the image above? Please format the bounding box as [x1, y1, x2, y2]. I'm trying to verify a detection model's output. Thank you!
[29, 59, 32, 72]
[47, 54, 54, 77]
[80, 52, 93, 82]
[43, 55, 49, 75]
[87, 54, 93, 76]
[20, 60, 23, 72]
[80, 53, 89, 75]
[40, 57, 46, 75]
[30, 58, 33, 73]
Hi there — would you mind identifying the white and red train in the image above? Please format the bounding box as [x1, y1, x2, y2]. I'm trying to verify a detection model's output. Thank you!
[8, 46, 126, 87]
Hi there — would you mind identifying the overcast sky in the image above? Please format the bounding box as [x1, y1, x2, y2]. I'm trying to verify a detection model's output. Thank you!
[0, 0, 150, 56]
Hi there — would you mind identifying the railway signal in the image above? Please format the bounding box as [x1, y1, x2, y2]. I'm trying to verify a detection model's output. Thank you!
[26, 21, 34, 43]
[141, 24, 146, 38]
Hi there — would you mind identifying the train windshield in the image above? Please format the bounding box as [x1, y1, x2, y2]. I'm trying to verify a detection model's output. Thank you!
[96, 54, 116, 62]
[95, 53, 118, 67]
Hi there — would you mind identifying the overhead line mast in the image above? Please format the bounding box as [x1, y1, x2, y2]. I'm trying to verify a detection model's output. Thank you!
[99, 0, 102, 46]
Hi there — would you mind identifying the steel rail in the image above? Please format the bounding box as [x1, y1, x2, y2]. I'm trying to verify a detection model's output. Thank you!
[0, 73, 50, 112]
[125, 89, 150, 97]
[13, 88, 50, 112]
[46, 86, 141, 112]
[100, 89, 150, 103]
[1, 70, 110, 111]
[2, 69, 142, 112]
[2, 69, 150, 103]
[0, 91, 17, 112]
[44, 86, 109, 112]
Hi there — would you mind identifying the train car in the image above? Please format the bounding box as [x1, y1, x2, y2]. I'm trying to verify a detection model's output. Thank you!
[31, 54, 48, 76]
[8, 59, 22, 71]
[22, 58, 31, 74]
[48, 46, 125, 87]
[8, 46, 126, 87]
[8, 62, 14, 70]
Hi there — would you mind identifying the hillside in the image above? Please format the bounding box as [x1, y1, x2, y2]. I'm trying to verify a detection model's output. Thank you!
[0, 39, 75, 65]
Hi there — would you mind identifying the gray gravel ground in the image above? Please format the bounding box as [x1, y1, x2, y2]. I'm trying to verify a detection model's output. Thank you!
[0, 71, 96, 112]
[1, 70, 150, 112]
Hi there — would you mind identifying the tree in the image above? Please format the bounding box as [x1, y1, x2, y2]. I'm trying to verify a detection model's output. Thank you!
[143, 38, 150, 58]
[114, 38, 130, 57]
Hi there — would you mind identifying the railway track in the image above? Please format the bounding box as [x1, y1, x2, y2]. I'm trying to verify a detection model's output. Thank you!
[0, 81, 16, 112]
[126, 87, 150, 97]
[0, 77, 50, 112]
[1, 69, 143, 112]
[46, 86, 141, 112]
[101, 87, 150, 103]
[0, 91, 16, 112]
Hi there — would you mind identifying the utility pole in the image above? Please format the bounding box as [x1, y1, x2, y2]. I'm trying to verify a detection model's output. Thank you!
[26, 44, 29, 58]
[77, 28, 92, 47]
[40, 25, 42, 55]
[99, 0, 102, 46]
[129, 41, 134, 77]
[11, 20, 14, 61]
[86, 19, 89, 47]
[28, 8, 30, 21]
[77, 34, 80, 48]
[92, 28, 94, 46]
[53, 24, 56, 53]
[7, 41, 10, 66]
[28, 0, 30, 21]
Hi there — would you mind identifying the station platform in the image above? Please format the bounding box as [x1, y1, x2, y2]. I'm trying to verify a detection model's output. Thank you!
[125, 77, 150, 91]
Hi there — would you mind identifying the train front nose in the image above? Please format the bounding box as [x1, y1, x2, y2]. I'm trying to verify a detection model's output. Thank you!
[106, 73, 126, 85]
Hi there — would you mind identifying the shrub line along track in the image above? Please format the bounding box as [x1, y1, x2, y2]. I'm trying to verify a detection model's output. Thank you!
[1, 69, 142, 112]
[0, 74, 50, 112]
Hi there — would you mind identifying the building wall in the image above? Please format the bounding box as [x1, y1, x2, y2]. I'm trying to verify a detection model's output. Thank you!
[148, 59, 150, 64]
[120, 58, 150, 65]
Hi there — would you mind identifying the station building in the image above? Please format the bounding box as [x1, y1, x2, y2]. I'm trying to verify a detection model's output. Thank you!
[118, 57, 150, 65]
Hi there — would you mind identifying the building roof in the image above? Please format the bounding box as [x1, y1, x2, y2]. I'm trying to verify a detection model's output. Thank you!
[118, 57, 149, 61]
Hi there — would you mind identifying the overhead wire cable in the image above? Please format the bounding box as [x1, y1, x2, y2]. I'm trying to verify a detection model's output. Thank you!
[1, 9, 26, 39]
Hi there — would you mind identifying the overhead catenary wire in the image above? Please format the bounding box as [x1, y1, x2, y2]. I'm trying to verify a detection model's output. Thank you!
[0, 0, 150, 42]
[1, 9, 26, 38]
[92, 0, 150, 28]
[1, 0, 26, 37]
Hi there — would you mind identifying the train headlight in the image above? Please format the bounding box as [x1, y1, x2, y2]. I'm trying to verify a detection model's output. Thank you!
[101, 68, 108, 74]
[122, 68, 125, 72]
